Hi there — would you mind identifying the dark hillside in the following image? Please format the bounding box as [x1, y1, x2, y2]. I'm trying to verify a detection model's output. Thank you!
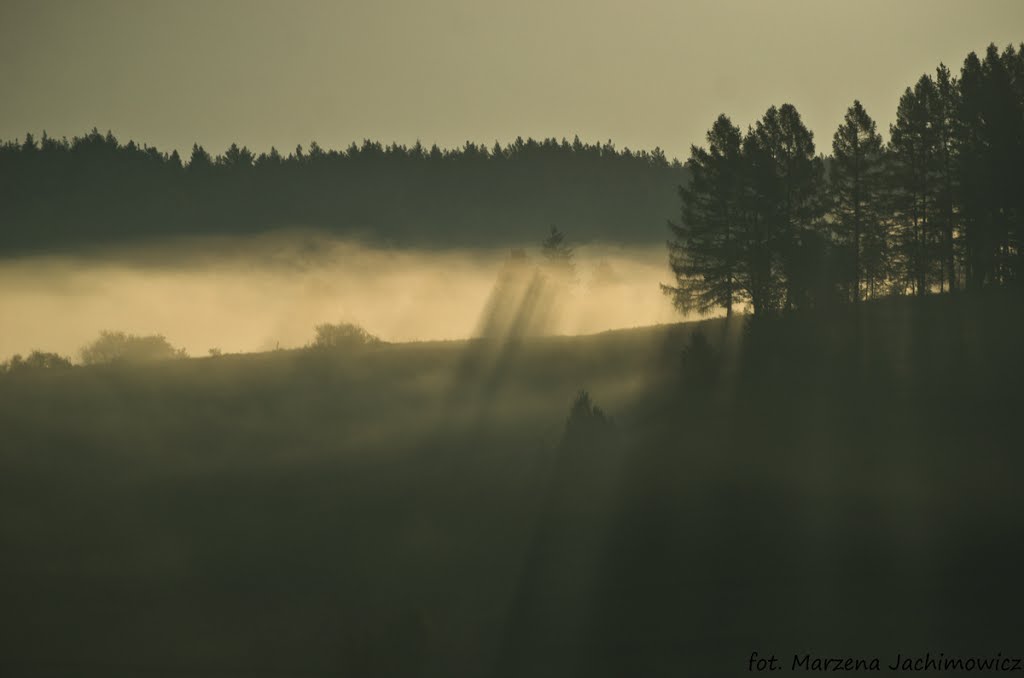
[1, 291, 1022, 676]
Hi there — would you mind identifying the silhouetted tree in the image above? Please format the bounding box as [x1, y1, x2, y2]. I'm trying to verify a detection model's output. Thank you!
[958, 44, 1024, 289]
[830, 100, 888, 301]
[931, 64, 961, 292]
[750, 104, 828, 311]
[737, 126, 785, 315]
[187, 143, 213, 171]
[663, 115, 744, 316]
[562, 390, 615, 450]
[890, 75, 941, 296]
[541, 226, 576, 282]
[661, 43, 1023, 314]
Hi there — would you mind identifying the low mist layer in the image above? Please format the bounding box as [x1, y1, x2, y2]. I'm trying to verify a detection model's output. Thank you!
[0, 232, 684, 360]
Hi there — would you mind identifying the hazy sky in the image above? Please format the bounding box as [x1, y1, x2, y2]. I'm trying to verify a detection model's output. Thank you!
[1, 0, 1022, 160]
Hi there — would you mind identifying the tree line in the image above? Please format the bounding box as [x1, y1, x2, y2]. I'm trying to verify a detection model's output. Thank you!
[664, 43, 1024, 316]
[0, 131, 684, 252]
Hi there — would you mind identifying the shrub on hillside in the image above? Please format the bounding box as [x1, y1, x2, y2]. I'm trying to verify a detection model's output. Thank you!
[81, 331, 188, 365]
[310, 322, 383, 351]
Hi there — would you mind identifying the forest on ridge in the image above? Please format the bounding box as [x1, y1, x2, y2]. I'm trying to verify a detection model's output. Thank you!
[664, 43, 1024, 316]
[0, 132, 684, 251]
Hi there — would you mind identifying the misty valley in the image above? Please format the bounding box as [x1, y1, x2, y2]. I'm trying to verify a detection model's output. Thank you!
[2, 260, 1023, 675]
[2, 14, 1024, 677]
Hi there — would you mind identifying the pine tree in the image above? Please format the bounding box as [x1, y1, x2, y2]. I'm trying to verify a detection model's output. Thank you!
[931, 65, 961, 292]
[541, 226, 576, 283]
[889, 75, 940, 296]
[749, 104, 827, 311]
[958, 44, 1024, 288]
[738, 127, 784, 316]
[187, 143, 213, 171]
[663, 115, 745, 316]
[830, 100, 887, 301]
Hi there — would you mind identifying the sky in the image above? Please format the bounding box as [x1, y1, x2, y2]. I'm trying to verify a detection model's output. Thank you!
[1, 0, 1022, 160]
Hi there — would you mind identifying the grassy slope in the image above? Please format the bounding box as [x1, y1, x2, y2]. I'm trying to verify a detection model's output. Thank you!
[1, 292, 1022, 677]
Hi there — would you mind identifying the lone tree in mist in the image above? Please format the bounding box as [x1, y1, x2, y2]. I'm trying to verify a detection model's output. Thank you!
[663, 114, 744, 316]
[541, 226, 576, 282]
[830, 100, 887, 302]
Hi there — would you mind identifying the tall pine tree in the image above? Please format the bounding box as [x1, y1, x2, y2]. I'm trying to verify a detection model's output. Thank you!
[663, 115, 745, 316]
[889, 75, 940, 296]
[958, 44, 1024, 289]
[749, 104, 827, 311]
[931, 64, 961, 292]
[830, 100, 887, 302]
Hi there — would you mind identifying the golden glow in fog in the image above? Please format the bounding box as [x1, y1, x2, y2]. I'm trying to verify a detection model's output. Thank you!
[0, 233, 686, 361]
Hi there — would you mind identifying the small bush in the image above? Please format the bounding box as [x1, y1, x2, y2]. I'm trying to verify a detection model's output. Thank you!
[310, 322, 383, 350]
[81, 331, 188, 365]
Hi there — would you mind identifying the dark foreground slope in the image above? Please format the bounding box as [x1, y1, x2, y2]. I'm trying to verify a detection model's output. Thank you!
[1, 291, 1023, 677]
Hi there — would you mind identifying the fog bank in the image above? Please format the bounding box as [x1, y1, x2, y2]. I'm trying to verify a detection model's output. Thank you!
[0, 233, 686, 361]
